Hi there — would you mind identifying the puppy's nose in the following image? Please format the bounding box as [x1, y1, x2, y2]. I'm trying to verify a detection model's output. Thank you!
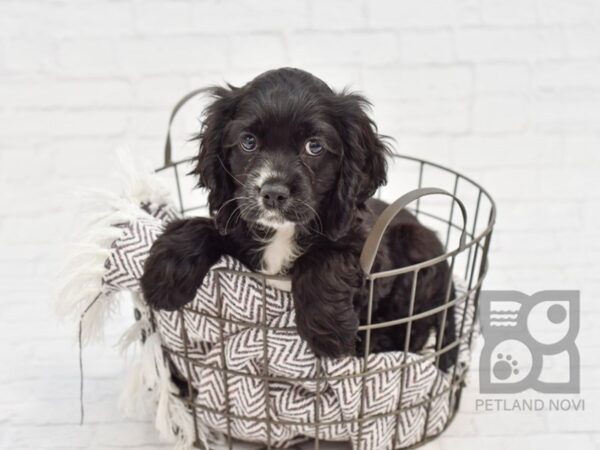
[260, 182, 290, 209]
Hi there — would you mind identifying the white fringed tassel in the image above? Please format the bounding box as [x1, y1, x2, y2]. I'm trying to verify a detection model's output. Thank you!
[116, 294, 151, 355]
[119, 360, 151, 419]
[155, 374, 196, 450]
[115, 147, 175, 207]
[54, 200, 149, 344]
[55, 148, 174, 341]
[56, 149, 225, 448]
[132, 331, 224, 449]
[118, 293, 156, 417]
[123, 332, 197, 449]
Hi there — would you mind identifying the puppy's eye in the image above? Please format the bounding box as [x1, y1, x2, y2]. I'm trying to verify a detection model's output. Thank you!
[240, 133, 258, 152]
[305, 138, 323, 156]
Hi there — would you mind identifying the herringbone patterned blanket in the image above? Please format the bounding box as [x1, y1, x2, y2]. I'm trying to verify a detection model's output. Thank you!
[99, 200, 474, 449]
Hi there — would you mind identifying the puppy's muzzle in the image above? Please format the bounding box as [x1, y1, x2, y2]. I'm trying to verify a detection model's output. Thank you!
[260, 181, 290, 210]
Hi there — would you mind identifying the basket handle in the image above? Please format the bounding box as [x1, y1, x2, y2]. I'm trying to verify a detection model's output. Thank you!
[360, 187, 469, 275]
[163, 87, 211, 167]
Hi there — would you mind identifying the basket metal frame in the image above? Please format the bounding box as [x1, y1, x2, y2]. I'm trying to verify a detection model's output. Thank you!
[150, 85, 496, 450]
[152, 152, 495, 450]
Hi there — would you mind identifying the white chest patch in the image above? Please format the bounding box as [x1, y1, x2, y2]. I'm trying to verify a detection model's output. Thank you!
[261, 223, 299, 276]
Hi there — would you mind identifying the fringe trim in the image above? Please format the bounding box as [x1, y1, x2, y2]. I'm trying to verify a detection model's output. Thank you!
[119, 330, 225, 450]
[115, 146, 174, 207]
[54, 148, 170, 344]
[54, 196, 150, 344]
[55, 149, 224, 449]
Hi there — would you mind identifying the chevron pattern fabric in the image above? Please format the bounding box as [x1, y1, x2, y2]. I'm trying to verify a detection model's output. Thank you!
[101, 201, 475, 449]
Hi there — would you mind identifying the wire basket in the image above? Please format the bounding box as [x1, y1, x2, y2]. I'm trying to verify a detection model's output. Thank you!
[149, 90, 496, 449]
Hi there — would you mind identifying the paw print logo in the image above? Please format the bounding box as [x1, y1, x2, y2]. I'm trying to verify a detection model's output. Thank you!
[479, 290, 579, 394]
[493, 353, 519, 380]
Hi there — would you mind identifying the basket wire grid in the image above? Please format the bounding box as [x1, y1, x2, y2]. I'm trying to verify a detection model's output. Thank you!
[149, 90, 496, 450]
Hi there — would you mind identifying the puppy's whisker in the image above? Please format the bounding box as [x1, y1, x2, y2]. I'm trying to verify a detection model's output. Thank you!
[298, 158, 316, 178]
[239, 202, 256, 222]
[294, 199, 323, 232]
[301, 201, 323, 232]
[223, 203, 245, 234]
[215, 196, 251, 219]
[290, 206, 327, 239]
[299, 212, 328, 239]
[216, 155, 245, 187]
[247, 206, 269, 239]
[238, 203, 264, 238]
[304, 223, 328, 239]
[250, 208, 264, 236]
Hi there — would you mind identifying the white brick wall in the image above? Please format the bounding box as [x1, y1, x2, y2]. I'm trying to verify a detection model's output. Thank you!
[1, 1, 598, 449]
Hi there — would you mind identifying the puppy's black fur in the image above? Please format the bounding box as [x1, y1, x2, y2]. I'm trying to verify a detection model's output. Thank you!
[141, 68, 457, 370]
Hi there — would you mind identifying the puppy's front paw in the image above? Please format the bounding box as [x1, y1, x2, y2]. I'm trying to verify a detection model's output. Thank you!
[295, 304, 359, 358]
[292, 249, 363, 358]
[141, 249, 206, 311]
[140, 218, 222, 311]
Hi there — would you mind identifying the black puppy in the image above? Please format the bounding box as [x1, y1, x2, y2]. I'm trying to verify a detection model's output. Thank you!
[141, 68, 457, 370]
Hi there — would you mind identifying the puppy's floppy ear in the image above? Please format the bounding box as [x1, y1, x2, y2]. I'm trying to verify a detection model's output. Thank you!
[325, 90, 390, 241]
[192, 85, 241, 235]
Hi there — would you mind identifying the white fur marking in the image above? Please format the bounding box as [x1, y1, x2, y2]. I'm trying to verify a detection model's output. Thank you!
[254, 162, 277, 190]
[261, 222, 299, 276]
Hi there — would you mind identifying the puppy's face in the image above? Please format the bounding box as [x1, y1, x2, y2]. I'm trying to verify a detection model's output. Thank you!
[195, 68, 389, 240]
[224, 86, 342, 229]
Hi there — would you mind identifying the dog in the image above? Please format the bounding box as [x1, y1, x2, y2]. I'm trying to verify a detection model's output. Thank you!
[141, 68, 458, 371]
